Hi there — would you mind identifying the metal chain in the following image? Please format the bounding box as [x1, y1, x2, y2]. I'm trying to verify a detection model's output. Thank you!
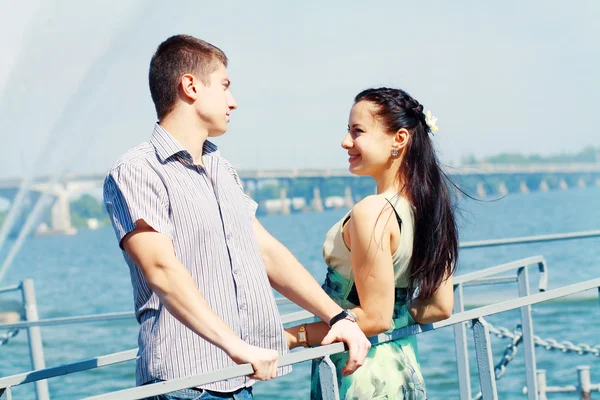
[534, 337, 600, 356]
[486, 321, 600, 357]
[491, 324, 523, 379]
[0, 329, 19, 347]
[471, 320, 600, 400]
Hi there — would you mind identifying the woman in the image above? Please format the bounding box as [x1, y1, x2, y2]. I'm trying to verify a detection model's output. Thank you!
[285, 87, 458, 399]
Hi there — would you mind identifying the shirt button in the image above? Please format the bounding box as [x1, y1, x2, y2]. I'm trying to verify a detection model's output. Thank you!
[233, 269, 239, 275]
[240, 303, 247, 310]
[226, 233, 232, 240]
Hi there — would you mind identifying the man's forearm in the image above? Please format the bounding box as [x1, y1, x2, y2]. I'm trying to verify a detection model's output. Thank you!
[264, 240, 342, 323]
[147, 262, 245, 355]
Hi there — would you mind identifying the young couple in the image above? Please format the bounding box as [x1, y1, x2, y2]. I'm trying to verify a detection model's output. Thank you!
[104, 34, 457, 400]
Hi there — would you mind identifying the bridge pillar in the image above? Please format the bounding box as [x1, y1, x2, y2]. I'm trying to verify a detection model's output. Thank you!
[577, 178, 586, 188]
[243, 179, 256, 201]
[343, 186, 354, 208]
[311, 186, 324, 212]
[279, 186, 291, 215]
[558, 179, 568, 190]
[476, 182, 486, 198]
[519, 181, 530, 193]
[48, 187, 76, 235]
[497, 182, 508, 196]
[539, 180, 550, 192]
[453, 184, 463, 199]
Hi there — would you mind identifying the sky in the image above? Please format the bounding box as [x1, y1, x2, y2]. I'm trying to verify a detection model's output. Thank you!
[0, 0, 598, 180]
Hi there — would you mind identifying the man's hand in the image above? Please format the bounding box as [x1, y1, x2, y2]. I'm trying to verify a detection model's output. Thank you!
[227, 341, 280, 381]
[321, 319, 371, 376]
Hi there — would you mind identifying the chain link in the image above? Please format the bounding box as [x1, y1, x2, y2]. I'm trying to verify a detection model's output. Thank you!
[470, 320, 600, 400]
[0, 329, 19, 346]
[485, 321, 600, 357]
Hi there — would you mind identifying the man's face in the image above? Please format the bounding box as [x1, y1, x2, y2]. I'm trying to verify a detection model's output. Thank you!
[194, 63, 238, 137]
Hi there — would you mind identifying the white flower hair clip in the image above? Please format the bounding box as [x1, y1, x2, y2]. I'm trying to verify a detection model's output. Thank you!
[425, 110, 438, 133]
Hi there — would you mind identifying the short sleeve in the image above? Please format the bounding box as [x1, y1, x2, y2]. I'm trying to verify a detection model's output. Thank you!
[220, 158, 259, 219]
[103, 163, 173, 247]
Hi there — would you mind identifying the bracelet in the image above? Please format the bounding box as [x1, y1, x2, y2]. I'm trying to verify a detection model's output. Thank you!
[298, 323, 309, 348]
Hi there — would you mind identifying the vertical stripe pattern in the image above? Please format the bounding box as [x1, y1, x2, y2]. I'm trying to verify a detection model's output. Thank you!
[103, 123, 290, 392]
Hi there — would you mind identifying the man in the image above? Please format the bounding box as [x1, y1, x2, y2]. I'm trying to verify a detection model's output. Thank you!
[103, 34, 370, 400]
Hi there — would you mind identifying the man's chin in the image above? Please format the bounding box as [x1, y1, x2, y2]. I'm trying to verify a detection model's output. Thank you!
[208, 129, 227, 138]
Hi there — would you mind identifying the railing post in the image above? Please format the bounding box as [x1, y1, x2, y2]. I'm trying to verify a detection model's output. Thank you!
[536, 370, 547, 400]
[517, 266, 538, 400]
[318, 356, 341, 400]
[21, 279, 50, 400]
[537, 261, 548, 292]
[453, 283, 471, 400]
[578, 365, 591, 400]
[472, 318, 498, 400]
[0, 387, 12, 400]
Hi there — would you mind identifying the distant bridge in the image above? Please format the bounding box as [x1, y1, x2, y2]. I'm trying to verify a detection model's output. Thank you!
[0, 163, 599, 234]
[237, 163, 600, 179]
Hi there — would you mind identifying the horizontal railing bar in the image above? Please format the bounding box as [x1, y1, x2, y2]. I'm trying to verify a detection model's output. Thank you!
[0, 349, 138, 387]
[461, 276, 516, 286]
[459, 230, 600, 249]
[0, 312, 134, 330]
[546, 385, 577, 392]
[454, 256, 544, 285]
[83, 343, 348, 400]
[0, 284, 21, 295]
[370, 277, 600, 344]
[274, 256, 545, 306]
[280, 310, 314, 325]
[0, 256, 563, 332]
[0, 308, 315, 331]
[542, 384, 600, 392]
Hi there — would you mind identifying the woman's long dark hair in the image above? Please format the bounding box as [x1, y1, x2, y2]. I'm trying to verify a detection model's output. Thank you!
[355, 87, 458, 300]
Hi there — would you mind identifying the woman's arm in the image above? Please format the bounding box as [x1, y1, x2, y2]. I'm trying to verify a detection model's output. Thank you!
[409, 275, 453, 324]
[285, 195, 399, 348]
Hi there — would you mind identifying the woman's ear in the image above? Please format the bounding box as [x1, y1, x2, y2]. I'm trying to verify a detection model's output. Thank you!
[392, 128, 410, 153]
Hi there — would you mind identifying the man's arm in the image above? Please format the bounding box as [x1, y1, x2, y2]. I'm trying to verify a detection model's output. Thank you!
[252, 219, 370, 375]
[103, 165, 281, 378]
[122, 220, 279, 381]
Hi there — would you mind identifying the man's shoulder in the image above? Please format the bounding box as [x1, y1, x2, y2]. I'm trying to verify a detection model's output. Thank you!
[104, 142, 157, 182]
[108, 142, 155, 173]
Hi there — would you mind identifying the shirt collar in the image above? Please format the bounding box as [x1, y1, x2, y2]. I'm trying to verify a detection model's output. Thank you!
[150, 123, 220, 163]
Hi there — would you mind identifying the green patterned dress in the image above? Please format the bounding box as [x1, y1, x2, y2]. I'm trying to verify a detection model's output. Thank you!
[310, 195, 426, 400]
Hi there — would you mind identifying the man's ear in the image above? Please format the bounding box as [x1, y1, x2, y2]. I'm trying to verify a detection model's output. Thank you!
[180, 74, 199, 101]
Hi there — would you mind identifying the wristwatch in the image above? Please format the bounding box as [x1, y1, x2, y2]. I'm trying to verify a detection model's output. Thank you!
[329, 309, 357, 327]
[298, 323, 309, 348]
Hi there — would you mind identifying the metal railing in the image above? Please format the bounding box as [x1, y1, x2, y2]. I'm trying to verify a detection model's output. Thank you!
[0, 280, 49, 400]
[1, 230, 600, 399]
[2, 276, 597, 400]
[452, 256, 547, 400]
[525, 367, 600, 399]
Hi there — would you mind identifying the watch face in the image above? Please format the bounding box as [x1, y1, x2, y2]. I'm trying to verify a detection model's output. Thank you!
[345, 309, 357, 321]
[299, 331, 307, 342]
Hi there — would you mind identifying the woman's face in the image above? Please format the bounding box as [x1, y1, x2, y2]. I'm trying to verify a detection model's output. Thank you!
[342, 101, 396, 177]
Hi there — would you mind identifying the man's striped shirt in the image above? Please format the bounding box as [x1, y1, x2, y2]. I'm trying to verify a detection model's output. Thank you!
[103, 123, 290, 392]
